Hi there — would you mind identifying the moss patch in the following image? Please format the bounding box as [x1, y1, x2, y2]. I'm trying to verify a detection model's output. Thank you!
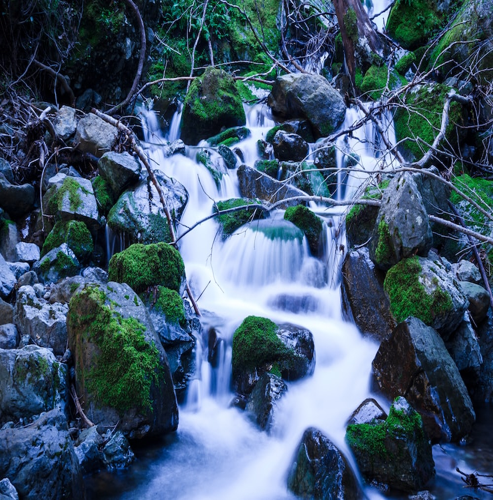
[284, 205, 323, 255]
[42, 220, 93, 261]
[255, 159, 279, 179]
[47, 177, 89, 214]
[359, 65, 405, 100]
[108, 242, 185, 294]
[450, 174, 493, 225]
[215, 198, 264, 238]
[68, 286, 162, 413]
[207, 126, 251, 147]
[154, 286, 186, 326]
[374, 220, 394, 268]
[344, 7, 358, 42]
[92, 175, 116, 216]
[384, 256, 453, 324]
[395, 52, 416, 75]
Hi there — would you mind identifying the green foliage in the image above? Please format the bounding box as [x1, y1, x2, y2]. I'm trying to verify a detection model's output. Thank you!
[92, 175, 116, 216]
[68, 286, 162, 413]
[384, 256, 453, 324]
[394, 84, 464, 159]
[284, 205, 323, 255]
[154, 286, 186, 326]
[215, 198, 264, 237]
[108, 242, 185, 294]
[344, 8, 358, 42]
[42, 220, 93, 261]
[232, 316, 292, 376]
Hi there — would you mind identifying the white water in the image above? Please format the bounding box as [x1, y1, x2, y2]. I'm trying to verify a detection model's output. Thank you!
[106, 103, 394, 500]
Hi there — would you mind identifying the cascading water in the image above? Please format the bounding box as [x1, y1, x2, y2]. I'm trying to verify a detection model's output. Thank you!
[89, 101, 489, 500]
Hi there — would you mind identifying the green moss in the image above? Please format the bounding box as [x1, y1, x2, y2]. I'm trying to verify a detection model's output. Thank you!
[68, 286, 162, 413]
[154, 286, 186, 326]
[354, 67, 364, 90]
[374, 220, 394, 267]
[47, 177, 89, 214]
[42, 221, 93, 261]
[215, 198, 264, 238]
[207, 126, 251, 147]
[284, 205, 323, 255]
[395, 52, 416, 75]
[266, 126, 282, 144]
[359, 65, 405, 100]
[269, 363, 282, 378]
[232, 316, 293, 376]
[344, 8, 358, 42]
[255, 159, 279, 179]
[384, 256, 453, 324]
[450, 174, 493, 225]
[70, 282, 81, 294]
[108, 242, 185, 294]
[196, 150, 223, 189]
[394, 84, 464, 159]
[54, 251, 78, 274]
[92, 176, 116, 216]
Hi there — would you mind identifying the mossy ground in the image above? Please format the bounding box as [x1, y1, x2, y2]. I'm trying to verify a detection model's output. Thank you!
[108, 242, 185, 294]
[284, 205, 323, 255]
[215, 198, 264, 238]
[42, 220, 93, 261]
[384, 256, 453, 324]
[68, 286, 162, 413]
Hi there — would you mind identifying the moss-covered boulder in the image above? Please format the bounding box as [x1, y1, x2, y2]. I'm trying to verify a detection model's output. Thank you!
[372, 317, 476, 442]
[214, 198, 265, 238]
[255, 159, 280, 179]
[384, 255, 468, 337]
[108, 242, 185, 295]
[346, 397, 435, 492]
[394, 84, 466, 161]
[42, 221, 93, 262]
[358, 65, 405, 100]
[207, 126, 251, 147]
[92, 175, 116, 216]
[98, 152, 141, 198]
[181, 67, 246, 145]
[33, 243, 80, 285]
[284, 205, 324, 256]
[288, 427, 363, 499]
[232, 316, 315, 394]
[196, 149, 227, 189]
[67, 282, 178, 439]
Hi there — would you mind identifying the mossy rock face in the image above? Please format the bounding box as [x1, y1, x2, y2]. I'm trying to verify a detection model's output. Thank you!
[108, 242, 186, 295]
[346, 397, 435, 492]
[232, 316, 315, 394]
[346, 204, 379, 248]
[386, 0, 445, 50]
[214, 198, 265, 238]
[196, 149, 226, 189]
[42, 220, 93, 262]
[395, 52, 417, 75]
[394, 84, 465, 161]
[383, 255, 468, 336]
[358, 65, 405, 100]
[181, 67, 246, 145]
[284, 205, 324, 256]
[92, 175, 116, 216]
[207, 126, 251, 147]
[280, 161, 331, 198]
[67, 282, 178, 439]
[255, 159, 280, 179]
[33, 243, 80, 285]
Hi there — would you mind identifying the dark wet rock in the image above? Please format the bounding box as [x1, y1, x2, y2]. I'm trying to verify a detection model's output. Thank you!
[288, 427, 363, 499]
[75, 112, 118, 158]
[345, 203, 380, 248]
[98, 152, 142, 198]
[409, 492, 436, 500]
[346, 397, 435, 492]
[267, 293, 320, 314]
[372, 317, 476, 442]
[0, 220, 19, 262]
[383, 255, 468, 338]
[217, 145, 237, 170]
[0, 177, 35, 217]
[0, 298, 13, 325]
[473, 311, 493, 402]
[33, 243, 80, 285]
[102, 431, 135, 470]
[341, 247, 396, 341]
[455, 260, 481, 284]
[54, 106, 77, 141]
[14, 242, 40, 264]
[181, 67, 246, 145]
[108, 171, 188, 244]
[48, 276, 87, 305]
[272, 131, 309, 162]
[369, 173, 433, 271]
[0, 345, 67, 425]
[74, 426, 104, 474]
[245, 373, 287, 432]
[0, 478, 18, 500]
[0, 324, 18, 349]
[0, 159, 14, 183]
[279, 161, 330, 198]
[237, 164, 307, 208]
[196, 148, 228, 188]
[347, 398, 387, 426]
[0, 255, 16, 299]
[17, 271, 38, 288]
[232, 316, 315, 395]
[7, 262, 29, 280]
[0, 408, 84, 500]
[268, 74, 346, 138]
[458, 281, 490, 324]
[445, 315, 483, 374]
[283, 205, 324, 256]
[68, 282, 178, 439]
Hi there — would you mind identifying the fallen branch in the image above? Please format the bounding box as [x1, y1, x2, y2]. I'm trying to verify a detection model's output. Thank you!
[91, 108, 201, 316]
[70, 385, 95, 428]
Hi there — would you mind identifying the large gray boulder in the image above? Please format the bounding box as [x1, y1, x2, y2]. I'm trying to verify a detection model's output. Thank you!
[459, 281, 490, 324]
[14, 243, 40, 264]
[372, 317, 476, 442]
[98, 152, 142, 198]
[0, 345, 67, 425]
[370, 173, 433, 270]
[341, 247, 396, 341]
[445, 315, 482, 374]
[268, 74, 346, 138]
[287, 427, 363, 499]
[272, 131, 309, 162]
[54, 106, 77, 141]
[75, 112, 118, 157]
[347, 398, 387, 426]
[108, 171, 188, 245]
[0, 408, 84, 500]
[101, 431, 135, 470]
[237, 164, 307, 208]
[14, 286, 68, 355]
[33, 243, 80, 285]
[68, 282, 178, 439]
[0, 255, 16, 299]
[346, 397, 435, 492]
